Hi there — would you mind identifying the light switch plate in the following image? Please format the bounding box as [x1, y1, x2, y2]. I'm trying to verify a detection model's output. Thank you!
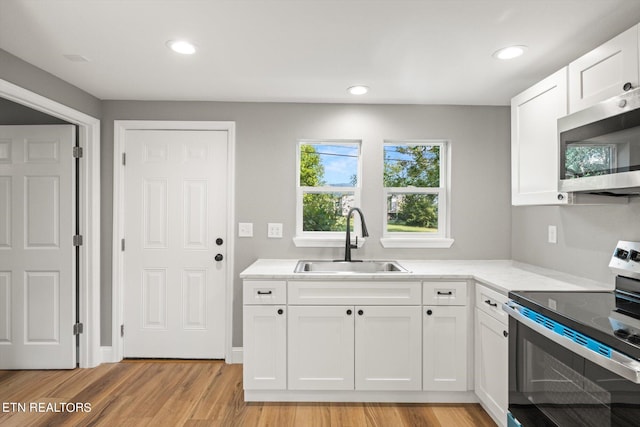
[238, 222, 253, 237]
[267, 223, 283, 238]
[548, 225, 557, 244]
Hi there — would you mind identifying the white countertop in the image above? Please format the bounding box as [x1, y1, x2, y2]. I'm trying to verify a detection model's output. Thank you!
[239, 259, 613, 296]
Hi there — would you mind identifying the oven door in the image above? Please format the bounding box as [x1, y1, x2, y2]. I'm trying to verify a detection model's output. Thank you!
[508, 316, 640, 427]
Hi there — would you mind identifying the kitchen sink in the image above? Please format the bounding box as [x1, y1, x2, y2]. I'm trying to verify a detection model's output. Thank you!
[294, 260, 409, 274]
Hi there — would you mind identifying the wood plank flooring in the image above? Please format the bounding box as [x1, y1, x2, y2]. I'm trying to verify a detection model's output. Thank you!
[0, 360, 497, 426]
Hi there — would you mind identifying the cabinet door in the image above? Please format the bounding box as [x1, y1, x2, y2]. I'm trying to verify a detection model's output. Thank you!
[511, 67, 568, 206]
[287, 305, 355, 390]
[475, 309, 508, 427]
[243, 305, 287, 390]
[354, 306, 422, 391]
[423, 305, 468, 391]
[569, 24, 639, 113]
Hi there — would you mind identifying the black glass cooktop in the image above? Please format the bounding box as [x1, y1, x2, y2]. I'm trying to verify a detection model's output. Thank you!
[509, 290, 640, 361]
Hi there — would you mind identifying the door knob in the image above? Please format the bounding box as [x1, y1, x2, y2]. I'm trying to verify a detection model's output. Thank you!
[215, 254, 223, 262]
[216, 238, 224, 246]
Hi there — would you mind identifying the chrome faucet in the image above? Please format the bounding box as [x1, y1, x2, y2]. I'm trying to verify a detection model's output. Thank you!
[344, 207, 369, 262]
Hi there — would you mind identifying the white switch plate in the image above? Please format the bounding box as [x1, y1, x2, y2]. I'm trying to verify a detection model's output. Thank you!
[238, 222, 253, 237]
[267, 223, 283, 238]
[548, 225, 557, 244]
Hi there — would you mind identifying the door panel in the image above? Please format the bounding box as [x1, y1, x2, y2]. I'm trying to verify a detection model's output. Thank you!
[123, 130, 227, 359]
[0, 125, 76, 369]
[287, 305, 355, 390]
[355, 305, 422, 390]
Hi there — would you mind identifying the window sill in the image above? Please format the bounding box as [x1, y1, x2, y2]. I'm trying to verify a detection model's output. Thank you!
[293, 236, 365, 248]
[379, 237, 454, 249]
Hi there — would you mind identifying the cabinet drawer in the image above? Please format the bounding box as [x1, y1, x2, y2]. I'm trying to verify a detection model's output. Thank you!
[475, 283, 508, 325]
[243, 280, 286, 305]
[423, 281, 467, 306]
[288, 281, 421, 305]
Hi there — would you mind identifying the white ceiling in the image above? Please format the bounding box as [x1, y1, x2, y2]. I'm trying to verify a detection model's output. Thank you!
[2, 0, 640, 106]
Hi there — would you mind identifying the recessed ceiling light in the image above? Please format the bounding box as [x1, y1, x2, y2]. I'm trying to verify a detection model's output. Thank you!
[493, 45, 527, 60]
[167, 40, 197, 55]
[348, 85, 369, 95]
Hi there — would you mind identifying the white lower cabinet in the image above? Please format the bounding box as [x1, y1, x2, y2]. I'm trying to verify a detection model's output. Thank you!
[474, 284, 509, 427]
[243, 278, 478, 402]
[355, 305, 422, 391]
[287, 305, 422, 391]
[287, 305, 355, 390]
[243, 305, 287, 390]
[423, 305, 468, 391]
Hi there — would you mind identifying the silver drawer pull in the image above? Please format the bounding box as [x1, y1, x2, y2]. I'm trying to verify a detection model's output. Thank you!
[257, 290, 273, 295]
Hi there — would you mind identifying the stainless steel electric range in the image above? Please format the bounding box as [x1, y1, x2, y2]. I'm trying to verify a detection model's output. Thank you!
[504, 241, 640, 427]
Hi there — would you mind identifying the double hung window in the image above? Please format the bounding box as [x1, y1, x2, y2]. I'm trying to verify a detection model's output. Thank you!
[382, 140, 451, 247]
[295, 140, 361, 243]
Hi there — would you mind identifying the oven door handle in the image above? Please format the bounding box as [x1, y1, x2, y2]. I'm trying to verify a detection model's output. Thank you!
[503, 302, 640, 384]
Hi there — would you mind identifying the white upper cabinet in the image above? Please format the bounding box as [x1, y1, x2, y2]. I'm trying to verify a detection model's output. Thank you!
[569, 24, 639, 113]
[511, 67, 569, 206]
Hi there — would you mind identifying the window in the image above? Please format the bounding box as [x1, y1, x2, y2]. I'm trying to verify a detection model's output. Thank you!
[295, 140, 361, 245]
[382, 140, 452, 248]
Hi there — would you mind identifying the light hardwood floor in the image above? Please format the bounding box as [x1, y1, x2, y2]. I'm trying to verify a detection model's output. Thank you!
[0, 360, 497, 426]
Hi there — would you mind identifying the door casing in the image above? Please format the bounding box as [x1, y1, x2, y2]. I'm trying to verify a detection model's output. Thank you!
[0, 78, 102, 368]
[112, 120, 236, 363]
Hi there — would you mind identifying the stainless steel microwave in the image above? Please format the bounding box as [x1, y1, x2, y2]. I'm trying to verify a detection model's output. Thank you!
[559, 87, 640, 196]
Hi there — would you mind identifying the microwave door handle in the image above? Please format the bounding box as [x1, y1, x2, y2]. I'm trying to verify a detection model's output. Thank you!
[503, 302, 640, 384]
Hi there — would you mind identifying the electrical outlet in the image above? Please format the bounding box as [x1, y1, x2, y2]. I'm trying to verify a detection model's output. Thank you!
[238, 222, 253, 237]
[548, 225, 557, 244]
[267, 223, 283, 238]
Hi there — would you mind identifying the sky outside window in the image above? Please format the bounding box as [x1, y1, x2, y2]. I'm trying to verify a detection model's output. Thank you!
[305, 144, 359, 186]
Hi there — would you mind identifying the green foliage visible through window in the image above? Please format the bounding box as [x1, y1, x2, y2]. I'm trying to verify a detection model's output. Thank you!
[384, 143, 443, 234]
[299, 142, 359, 232]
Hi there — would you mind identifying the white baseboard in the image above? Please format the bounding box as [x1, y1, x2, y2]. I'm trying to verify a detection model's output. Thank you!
[100, 346, 117, 364]
[99, 345, 242, 365]
[230, 347, 243, 364]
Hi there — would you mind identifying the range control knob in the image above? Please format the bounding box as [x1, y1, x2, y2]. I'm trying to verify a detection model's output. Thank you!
[615, 248, 630, 260]
[615, 329, 631, 339]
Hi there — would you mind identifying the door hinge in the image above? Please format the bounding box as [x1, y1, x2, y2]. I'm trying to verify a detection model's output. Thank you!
[72, 146, 83, 158]
[122, 152, 126, 166]
[73, 323, 84, 335]
[73, 235, 83, 246]
[120, 324, 124, 337]
[121, 238, 125, 251]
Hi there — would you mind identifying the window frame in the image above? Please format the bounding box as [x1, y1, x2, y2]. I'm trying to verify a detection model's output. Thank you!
[294, 139, 363, 247]
[380, 140, 453, 248]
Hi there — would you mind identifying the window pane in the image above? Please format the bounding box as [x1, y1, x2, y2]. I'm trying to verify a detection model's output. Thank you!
[384, 144, 440, 187]
[303, 192, 355, 232]
[300, 143, 359, 187]
[386, 193, 438, 233]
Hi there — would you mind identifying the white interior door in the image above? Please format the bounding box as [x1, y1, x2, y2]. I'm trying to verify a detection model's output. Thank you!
[0, 124, 76, 369]
[123, 130, 227, 359]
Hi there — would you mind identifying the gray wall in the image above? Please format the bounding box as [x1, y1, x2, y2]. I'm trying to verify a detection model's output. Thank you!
[101, 101, 511, 346]
[0, 97, 69, 124]
[0, 49, 101, 119]
[512, 201, 640, 285]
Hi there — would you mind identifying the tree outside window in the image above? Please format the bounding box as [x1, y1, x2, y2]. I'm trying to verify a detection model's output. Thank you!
[297, 141, 360, 234]
[383, 142, 446, 236]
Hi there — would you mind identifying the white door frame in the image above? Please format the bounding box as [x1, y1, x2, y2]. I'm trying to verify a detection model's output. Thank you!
[112, 120, 236, 363]
[0, 79, 102, 368]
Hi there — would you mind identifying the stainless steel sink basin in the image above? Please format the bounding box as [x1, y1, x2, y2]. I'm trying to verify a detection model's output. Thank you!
[294, 260, 409, 274]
